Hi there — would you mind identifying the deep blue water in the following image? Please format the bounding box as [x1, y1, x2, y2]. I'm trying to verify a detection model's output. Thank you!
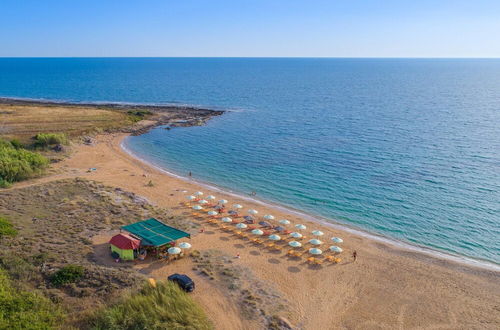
[1, 58, 499, 264]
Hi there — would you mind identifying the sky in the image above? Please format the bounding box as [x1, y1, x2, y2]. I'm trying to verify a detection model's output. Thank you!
[1, 0, 499, 57]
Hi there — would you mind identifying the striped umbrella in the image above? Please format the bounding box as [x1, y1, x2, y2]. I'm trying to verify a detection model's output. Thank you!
[207, 211, 218, 216]
[192, 205, 203, 210]
[308, 248, 323, 255]
[263, 214, 275, 220]
[268, 234, 281, 241]
[308, 239, 323, 245]
[206, 195, 216, 201]
[178, 242, 192, 249]
[168, 247, 182, 254]
[248, 209, 259, 215]
[186, 195, 196, 201]
[312, 230, 324, 236]
[221, 217, 233, 223]
[295, 224, 307, 230]
[233, 204, 243, 209]
[329, 246, 343, 253]
[289, 232, 303, 238]
[236, 223, 247, 229]
[279, 219, 291, 225]
[218, 199, 228, 204]
[194, 191, 204, 196]
[251, 229, 264, 235]
[331, 237, 343, 243]
[198, 199, 208, 204]
[288, 241, 302, 248]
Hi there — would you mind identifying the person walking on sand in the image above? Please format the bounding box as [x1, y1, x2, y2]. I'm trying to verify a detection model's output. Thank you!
[352, 250, 357, 262]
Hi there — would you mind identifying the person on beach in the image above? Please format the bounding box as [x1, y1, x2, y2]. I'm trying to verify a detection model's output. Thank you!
[251, 191, 256, 196]
[188, 171, 192, 178]
[352, 250, 357, 262]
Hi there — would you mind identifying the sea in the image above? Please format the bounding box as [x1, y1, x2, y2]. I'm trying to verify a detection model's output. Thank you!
[0, 58, 499, 267]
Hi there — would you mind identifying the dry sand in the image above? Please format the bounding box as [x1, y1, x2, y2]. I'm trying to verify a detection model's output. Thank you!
[29, 133, 500, 329]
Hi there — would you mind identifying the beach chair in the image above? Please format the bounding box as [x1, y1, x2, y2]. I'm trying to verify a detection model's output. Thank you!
[267, 243, 275, 249]
[287, 250, 295, 256]
[307, 257, 316, 264]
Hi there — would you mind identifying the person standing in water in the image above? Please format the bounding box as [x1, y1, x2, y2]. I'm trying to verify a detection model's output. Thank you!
[188, 171, 192, 178]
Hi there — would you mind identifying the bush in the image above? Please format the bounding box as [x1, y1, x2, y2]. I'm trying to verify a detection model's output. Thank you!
[34, 133, 68, 148]
[50, 264, 84, 286]
[0, 216, 17, 237]
[0, 268, 63, 329]
[90, 281, 212, 330]
[0, 139, 49, 185]
[9, 139, 23, 149]
[127, 110, 152, 122]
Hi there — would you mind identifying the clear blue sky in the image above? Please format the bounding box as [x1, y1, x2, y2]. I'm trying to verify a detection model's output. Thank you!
[1, 0, 499, 57]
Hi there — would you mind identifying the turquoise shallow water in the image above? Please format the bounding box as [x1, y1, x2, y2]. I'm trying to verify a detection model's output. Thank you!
[0, 58, 499, 264]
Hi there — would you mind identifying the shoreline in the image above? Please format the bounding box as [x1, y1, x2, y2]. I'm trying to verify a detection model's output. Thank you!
[121, 136, 500, 272]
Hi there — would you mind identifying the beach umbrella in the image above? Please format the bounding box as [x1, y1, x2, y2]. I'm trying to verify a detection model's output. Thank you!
[178, 242, 192, 249]
[233, 204, 243, 209]
[221, 217, 233, 223]
[331, 237, 343, 243]
[186, 195, 196, 201]
[206, 195, 216, 201]
[312, 230, 324, 236]
[274, 226, 285, 232]
[198, 199, 208, 204]
[168, 247, 182, 254]
[192, 205, 203, 210]
[207, 211, 218, 216]
[279, 219, 290, 225]
[329, 246, 343, 253]
[218, 199, 228, 204]
[268, 234, 281, 241]
[258, 221, 272, 227]
[251, 229, 264, 235]
[295, 224, 307, 230]
[289, 232, 303, 238]
[288, 241, 302, 248]
[194, 191, 203, 196]
[236, 223, 247, 229]
[248, 209, 259, 215]
[263, 214, 275, 220]
[308, 239, 323, 245]
[309, 248, 323, 255]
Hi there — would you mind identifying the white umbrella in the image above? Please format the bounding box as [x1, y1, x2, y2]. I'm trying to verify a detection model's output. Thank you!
[186, 195, 196, 201]
[218, 199, 228, 204]
[312, 230, 324, 236]
[268, 234, 281, 241]
[289, 232, 303, 238]
[279, 219, 290, 225]
[206, 195, 216, 200]
[248, 209, 259, 215]
[288, 241, 302, 248]
[178, 242, 192, 249]
[207, 210, 218, 216]
[308, 239, 323, 245]
[309, 248, 323, 255]
[194, 191, 204, 196]
[192, 205, 203, 210]
[329, 246, 343, 253]
[198, 199, 208, 204]
[251, 229, 264, 235]
[236, 223, 247, 229]
[221, 217, 233, 223]
[331, 237, 343, 243]
[233, 204, 243, 209]
[263, 214, 275, 220]
[168, 247, 181, 254]
[295, 224, 307, 230]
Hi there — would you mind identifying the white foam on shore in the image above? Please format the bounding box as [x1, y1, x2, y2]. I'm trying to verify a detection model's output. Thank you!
[121, 138, 500, 272]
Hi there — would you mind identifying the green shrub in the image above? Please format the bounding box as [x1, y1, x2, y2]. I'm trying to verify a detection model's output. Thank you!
[9, 139, 23, 149]
[90, 281, 212, 330]
[0, 268, 63, 329]
[34, 133, 68, 148]
[0, 139, 49, 185]
[0, 217, 17, 237]
[127, 110, 152, 122]
[50, 264, 84, 286]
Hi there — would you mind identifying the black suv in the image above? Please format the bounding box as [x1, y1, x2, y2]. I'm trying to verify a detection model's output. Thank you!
[167, 274, 195, 292]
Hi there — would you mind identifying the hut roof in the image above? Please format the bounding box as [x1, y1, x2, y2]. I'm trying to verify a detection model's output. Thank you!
[121, 218, 190, 247]
[109, 233, 141, 250]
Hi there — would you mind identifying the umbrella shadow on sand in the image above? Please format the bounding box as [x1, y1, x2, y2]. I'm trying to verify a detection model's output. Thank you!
[287, 266, 301, 273]
[268, 258, 280, 264]
[249, 250, 261, 256]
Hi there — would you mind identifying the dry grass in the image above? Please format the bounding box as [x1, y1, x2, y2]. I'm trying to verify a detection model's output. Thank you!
[0, 104, 133, 143]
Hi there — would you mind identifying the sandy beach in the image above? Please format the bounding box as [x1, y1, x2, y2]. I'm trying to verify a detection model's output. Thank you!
[24, 132, 500, 329]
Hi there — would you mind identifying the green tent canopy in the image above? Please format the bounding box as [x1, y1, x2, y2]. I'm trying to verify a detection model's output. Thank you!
[121, 218, 190, 247]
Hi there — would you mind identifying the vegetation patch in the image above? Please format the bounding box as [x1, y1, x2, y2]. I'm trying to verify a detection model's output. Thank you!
[50, 264, 84, 287]
[0, 216, 17, 237]
[0, 268, 64, 329]
[34, 132, 69, 148]
[0, 138, 49, 187]
[90, 281, 212, 330]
